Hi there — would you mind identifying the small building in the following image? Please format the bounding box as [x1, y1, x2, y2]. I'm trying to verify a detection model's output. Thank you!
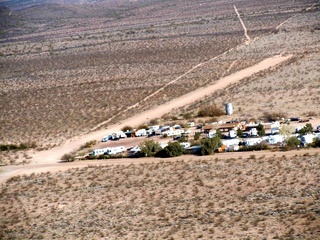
[218, 122, 242, 132]
[202, 125, 215, 134]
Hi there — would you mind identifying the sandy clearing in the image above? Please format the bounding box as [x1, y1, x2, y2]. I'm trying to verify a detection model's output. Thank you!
[0, 54, 293, 184]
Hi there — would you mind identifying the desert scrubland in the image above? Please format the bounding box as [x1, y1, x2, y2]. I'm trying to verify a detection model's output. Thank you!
[1, 153, 319, 239]
[1, 0, 319, 150]
[0, 0, 320, 239]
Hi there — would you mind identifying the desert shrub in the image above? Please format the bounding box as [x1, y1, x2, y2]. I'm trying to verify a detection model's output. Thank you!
[310, 138, 320, 148]
[137, 124, 149, 130]
[183, 112, 193, 120]
[237, 128, 243, 137]
[61, 153, 75, 162]
[198, 104, 224, 117]
[149, 119, 159, 125]
[298, 123, 313, 135]
[262, 111, 287, 121]
[79, 140, 97, 150]
[194, 132, 201, 140]
[238, 144, 270, 152]
[215, 129, 222, 138]
[121, 125, 133, 132]
[178, 135, 188, 142]
[0, 142, 37, 151]
[156, 142, 185, 158]
[286, 136, 300, 149]
[305, 111, 317, 117]
[200, 136, 222, 155]
[171, 116, 178, 121]
[139, 140, 162, 157]
[257, 124, 266, 136]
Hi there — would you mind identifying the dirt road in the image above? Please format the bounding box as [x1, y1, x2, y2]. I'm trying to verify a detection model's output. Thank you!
[234, 5, 251, 42]
[1, 148, 319, 184]
[0, 54, 294, 183]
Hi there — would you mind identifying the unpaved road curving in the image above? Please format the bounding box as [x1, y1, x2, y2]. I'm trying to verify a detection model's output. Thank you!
[0, 54, 295, 183]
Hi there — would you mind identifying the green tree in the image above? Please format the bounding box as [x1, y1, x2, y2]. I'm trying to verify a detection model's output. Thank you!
[236, 128, 243, 138]
[286, 136, 300, 149]
[311, 138, 320, 148]
[215, 129, 222, 138]
[200, 136, 222, 155]
[298, 123, 313, 135]
[279, 125, 294, 139]
[257, 123, 265, 136]
[157, 142, 185, 158]
[139, 140, 162, 157]
[194, 132, 201, 140]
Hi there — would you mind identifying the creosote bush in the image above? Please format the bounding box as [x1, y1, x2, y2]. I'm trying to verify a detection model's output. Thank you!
[197, 104, 225, 117]
[61, 153, 75, 162]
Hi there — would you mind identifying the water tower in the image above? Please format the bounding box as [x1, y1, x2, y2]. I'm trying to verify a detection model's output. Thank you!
[225, 103, 233, 115]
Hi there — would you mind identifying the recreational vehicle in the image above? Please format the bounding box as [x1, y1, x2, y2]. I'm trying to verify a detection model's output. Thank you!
[104, 146, 126, 155]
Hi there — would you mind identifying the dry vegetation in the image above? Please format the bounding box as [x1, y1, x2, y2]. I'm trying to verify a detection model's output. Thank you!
[1, 154, 319, 239]
[1, 0, 319, 149]
[180, 12, 320, 121]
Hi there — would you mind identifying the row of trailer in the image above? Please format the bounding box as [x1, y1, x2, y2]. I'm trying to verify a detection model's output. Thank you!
[101, 125, 192, 143]
[89, 146, 126, 156]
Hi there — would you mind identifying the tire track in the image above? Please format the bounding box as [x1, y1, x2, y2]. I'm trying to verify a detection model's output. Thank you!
[234, 5, 251, 42]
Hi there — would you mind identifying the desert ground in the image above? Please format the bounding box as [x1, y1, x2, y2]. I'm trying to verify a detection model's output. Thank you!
[0, 0, 320, 239]
[1, 153, 319, 239]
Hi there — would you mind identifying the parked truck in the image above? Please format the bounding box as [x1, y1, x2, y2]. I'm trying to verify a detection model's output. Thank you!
[102, 135, 112, 142]
[244, 138, 262, 146]
[301, 134, 315, 147]
[111, 131, 127, 140]
[268, 135, 285, 145]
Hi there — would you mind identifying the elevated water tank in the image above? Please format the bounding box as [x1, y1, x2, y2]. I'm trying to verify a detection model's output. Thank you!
[225, 103, 233, 115]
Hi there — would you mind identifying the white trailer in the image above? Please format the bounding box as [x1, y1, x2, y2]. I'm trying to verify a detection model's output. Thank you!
[135, 129, 147, 137]
[268, 135, 285, 144]
[165, 129, 184, 137]
[208, 130, 216, 138]
[160, 143, 168, 148]
[156, 126, 173, 135]
[102, 135, 112, 142]
[180, 142, 190, 149]
[187, 122, 195, 127]
[112, 131, 127, 139]
[228, 130, 237, 138]
[105, 146, 126, 155]
[250, 128, 258, 136]
[244, 138, 262, 146]
[222, 139, 239, 151]
[89, 148, 111, 156]
[301, 134, 315, 147]
[129, 146, 141, 154]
